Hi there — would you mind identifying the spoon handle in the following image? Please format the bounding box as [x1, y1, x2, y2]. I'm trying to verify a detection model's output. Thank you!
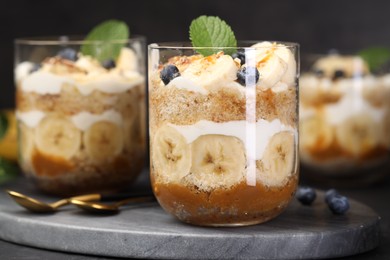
[116, 196, 156, 207]
[70, 194, 101, 202]
[100, 191, 154, 201]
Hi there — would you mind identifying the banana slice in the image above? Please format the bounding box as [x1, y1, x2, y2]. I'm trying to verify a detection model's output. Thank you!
[19, 123, 35, 164]
[274, 46, 297, 86]
[168, 55, 203, 72]
[252, 42, 294, 88]
[116, 47, 138, 71]
[152, 125, 191, 181]
[43, 57, 86, 75]
[300, 115, 334, 152]
[84, 121, 124, 162]
[256, 55, 287, 89]
[189, 135, 245, 191]
[252, 41, 274, 62]
[335, 114, 380, 156]
[362, 76, 386, 107]
[35, 116, 81, 159]
[313, 55, 369, 78]
[181, 53, 237, 91]
[257, 131, 295, 187]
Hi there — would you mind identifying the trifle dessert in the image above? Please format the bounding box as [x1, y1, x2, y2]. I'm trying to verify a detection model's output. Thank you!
[14, 21, 146, 195]
[300, 53, 390, 182]
[149, 16, 299, 226]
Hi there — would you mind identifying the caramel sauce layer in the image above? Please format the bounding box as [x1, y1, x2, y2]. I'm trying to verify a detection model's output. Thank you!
[153, 176, 298, 226]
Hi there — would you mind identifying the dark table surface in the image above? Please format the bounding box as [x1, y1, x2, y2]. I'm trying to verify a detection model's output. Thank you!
[1, 169, 390, 260]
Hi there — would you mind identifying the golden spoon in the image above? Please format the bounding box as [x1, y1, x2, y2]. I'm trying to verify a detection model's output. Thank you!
[70, 196, 155, 214]
[6, 190, 100, 213]
[6, 190, 152, 213]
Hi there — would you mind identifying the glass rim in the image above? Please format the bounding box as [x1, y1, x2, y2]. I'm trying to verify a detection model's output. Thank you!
[148, 41, 299, 50]
[14, 34, 146, 45]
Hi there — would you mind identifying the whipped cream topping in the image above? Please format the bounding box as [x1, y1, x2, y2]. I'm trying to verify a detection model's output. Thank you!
[16, 110, 46, 128]
[17, 47, 144, 96]
[271, 82, 289, 93]
[17, 109, 123, 131]
[300, 75, 386, 124]
[20, 70, 144, 96]
[158, 42, 297, 94]
[326, 81, 385, 125]
[75, 71, 144, 96]
[22, 71, 75, 95]
[14, 61, 35, 82]
[169, 119, 296, 160]
[70, 110, 123, 131]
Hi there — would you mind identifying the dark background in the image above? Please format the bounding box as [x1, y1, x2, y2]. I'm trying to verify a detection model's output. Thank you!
[1, 0, 390, 108]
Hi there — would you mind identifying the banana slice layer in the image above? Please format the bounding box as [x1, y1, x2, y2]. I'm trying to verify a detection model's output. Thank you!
[188, 134, 246, 191]
[84, 121, 124, 162]
[35, 115, 81, 159]
[257, 131, 295, 187]
[300, 115, 334, 152]
[152, 125, 191, 182]
[335, 113, 380, 156]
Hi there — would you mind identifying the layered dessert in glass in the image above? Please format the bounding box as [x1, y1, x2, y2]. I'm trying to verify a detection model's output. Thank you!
[15, 36, 146, 195]
[149, 42, 299, 226]
[300, 53, 390, 183]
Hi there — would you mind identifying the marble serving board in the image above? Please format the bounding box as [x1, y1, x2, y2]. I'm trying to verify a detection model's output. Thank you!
[0, 173, 381, 259]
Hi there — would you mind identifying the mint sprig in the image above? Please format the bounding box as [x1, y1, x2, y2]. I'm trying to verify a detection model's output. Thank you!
[189, 16, 237, 56]
[0, 112, 8, 140]
[81, 20, 129, 62]
[358, 47, 390, 71]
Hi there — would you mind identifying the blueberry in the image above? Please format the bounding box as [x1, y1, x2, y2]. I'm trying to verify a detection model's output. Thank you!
[328, 194, 350, 215]
[102, 59, 116, 69]
[333, 70, 345, 80]
[236, 66, 260, 86]
[232, 51, 245, 65]
[30, 63, 41, 73]
[57, 48, 77, 61]
[313, 69, 324, 77]
[160, 65, 180, 85]
[325, 189, 339, 204]
[296, 186, 317, 205]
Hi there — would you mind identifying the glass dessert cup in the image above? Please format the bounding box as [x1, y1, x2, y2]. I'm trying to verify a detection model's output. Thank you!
[15, 36, 146, 196]
[148, 42, 299, 226]
[300, 53, 390, 186]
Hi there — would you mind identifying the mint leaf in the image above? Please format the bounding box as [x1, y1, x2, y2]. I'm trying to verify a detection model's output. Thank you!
[0, 157, 17, 184]
[190, 16, 237, 56]
[358, 47, 390, 71]
[0, 112, 8, 140]
[81, 20, 129, 62]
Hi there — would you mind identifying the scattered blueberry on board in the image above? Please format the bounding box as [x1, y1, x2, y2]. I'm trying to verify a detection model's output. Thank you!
[57, 48, 77, 61]
[324, 188, 350, 215]
[296, 186, 350, 215]
[102, 59, 116, 69]
[296, 186, 317, 205]
[232, 51, 246, 65]
[237, 66, 260, 86]
[325, 189, 339, 204]
[327, 194, 350, 215]
[160, 64, 181, 85]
